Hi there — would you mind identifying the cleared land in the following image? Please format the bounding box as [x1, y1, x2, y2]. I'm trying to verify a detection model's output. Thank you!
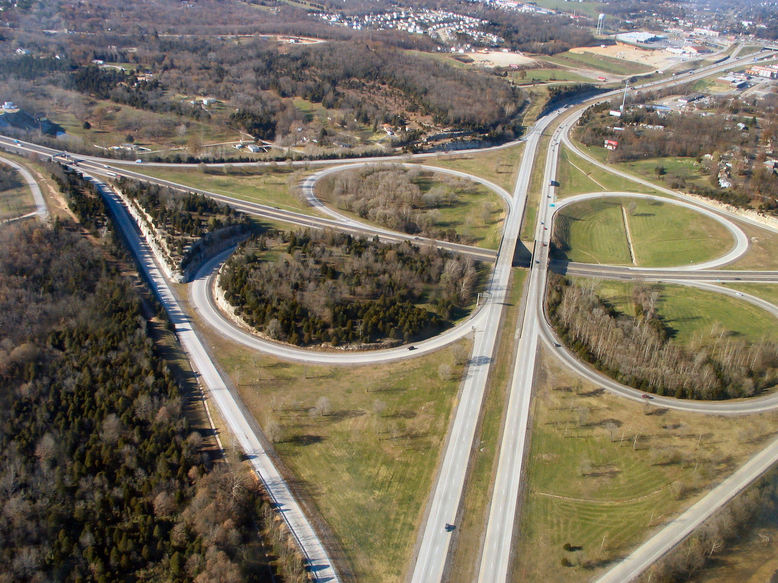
[569, 44, 682, 72]
[511, 349, 778, 583]
[588, 280, 778, 346]
[184, 297, 468, 583]
[0, 163, 35, 220]
[554, 197, 733, 267]
[542, 51, 654, 77]
[511, 68, 596, 86]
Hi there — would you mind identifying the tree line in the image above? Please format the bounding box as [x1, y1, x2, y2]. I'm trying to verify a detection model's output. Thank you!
[114, 177, 252, 271]
[546, 274, 778, 400]
[220, 228, 481, 347]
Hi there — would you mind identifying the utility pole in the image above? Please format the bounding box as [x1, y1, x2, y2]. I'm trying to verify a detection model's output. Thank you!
[621, 81, 629, 112]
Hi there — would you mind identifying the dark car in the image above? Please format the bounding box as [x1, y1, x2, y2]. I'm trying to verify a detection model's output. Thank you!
[408, 345, 416, 351]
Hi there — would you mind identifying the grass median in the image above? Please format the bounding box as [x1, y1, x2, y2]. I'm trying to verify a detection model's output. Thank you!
[511, 349, 778, 583]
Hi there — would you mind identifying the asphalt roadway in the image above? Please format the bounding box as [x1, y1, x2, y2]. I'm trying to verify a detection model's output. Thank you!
[2, 47, 776, 583]
[0, 154, 49, 222]
[83, 170, 341, 583]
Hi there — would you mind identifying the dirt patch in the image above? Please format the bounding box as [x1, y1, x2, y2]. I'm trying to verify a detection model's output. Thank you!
[570, 44, 683, 70]
[465, 50, 537, 68]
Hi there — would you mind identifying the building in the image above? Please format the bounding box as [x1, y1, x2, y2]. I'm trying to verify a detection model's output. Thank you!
[615, 32, 667, 47]
[678, 93, 704, 105]
[604, 139, 619, 150]
[747, 66, 778, 79]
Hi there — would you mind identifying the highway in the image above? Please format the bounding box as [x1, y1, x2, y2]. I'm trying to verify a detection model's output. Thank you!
[82, 170, 341, 583]
[0, 154, 49, 222]
[475, 49, 778, 583]
[2, 46, 777, 583]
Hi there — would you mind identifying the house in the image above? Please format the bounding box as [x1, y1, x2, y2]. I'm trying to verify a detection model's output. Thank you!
[246, 144, 264, 153]
[3, 101, 17, 110]
[604, 140, 619, 150]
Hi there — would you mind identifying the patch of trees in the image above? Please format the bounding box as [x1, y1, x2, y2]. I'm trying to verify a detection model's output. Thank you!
[644, 468, 778, 582]
[220, 229, 480, 346]
[48, 163, 109, 233]
[317, 164, 487, 243]
[0, 164, 23, 191]
[0, 223, 293, 582]
[115, 178, 252, 271]
[546, 274, 778, 400]
[479, 10, 598, 55]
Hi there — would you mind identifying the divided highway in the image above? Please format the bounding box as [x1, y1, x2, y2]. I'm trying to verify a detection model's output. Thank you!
[2, 46, 777, 583]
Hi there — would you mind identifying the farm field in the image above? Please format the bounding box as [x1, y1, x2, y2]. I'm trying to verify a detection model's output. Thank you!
[553, 197, 733, 267]
[542, 51, 654, 77]
[511, 350, 778, 583]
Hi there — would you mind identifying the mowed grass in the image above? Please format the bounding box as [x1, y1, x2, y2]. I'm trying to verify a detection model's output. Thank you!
[542, 51, 654, 76]
[185, 300, 468, 583]
[554, 197, 733, 267]
[117, 165, 318, 214]
[723, 283, 778, 306]
[511, 350, 778, 583]
[0, 163, 35, 220]
[554, 199, 631, 264]
[449, 268, 528, 583]
[423, 142, 523, 193]
[585, 279, 778, 346]
[724, 221, 778, 271]
[557, 146, 662, 198]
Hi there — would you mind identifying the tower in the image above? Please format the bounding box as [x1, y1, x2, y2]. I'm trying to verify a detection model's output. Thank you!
[597, 13, 605, 36]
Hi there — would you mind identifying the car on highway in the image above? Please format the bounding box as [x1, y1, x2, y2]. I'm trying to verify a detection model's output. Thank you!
[444, 523, 456, 532]
[135, 158, 143, 164]
[641, 393, 653, 399]
[408, 345, 416, 351]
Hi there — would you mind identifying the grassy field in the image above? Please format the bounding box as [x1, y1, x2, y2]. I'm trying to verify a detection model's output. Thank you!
[423, 142, 523, 193]
[511, 349, 778, 583]
[510, 68, 594, 86]
[584, 280, 778, 346]
[617, 156, 708, 191]
[724, 221, 778, 271]
[542, 51, 654, 76]
[316, 167, 508, 250]
[557, 146, 661, 198]
[554, 197, 733, 267]
[723, 283, 778, 306]
[184, 295, 469, 582]
[117, 164, 318, 214]
[0, 163, 35, 220]
[449, 268, 528, 583]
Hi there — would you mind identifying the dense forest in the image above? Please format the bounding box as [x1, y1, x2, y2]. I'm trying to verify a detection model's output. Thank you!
[114, 178, 253, 272]
[0, 221, 307, 582]
[220, 229, 481, 347]
[546, 274, 778, 400]
[316, 164, 492, 243]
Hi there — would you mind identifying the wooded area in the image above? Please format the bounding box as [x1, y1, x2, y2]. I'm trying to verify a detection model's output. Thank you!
[0, 222, 303, 582]
[114, 177, 253, 272]
[577, 92, 778, 212]
[221, 229, 481, 347]
[547, 275, 778, 400]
